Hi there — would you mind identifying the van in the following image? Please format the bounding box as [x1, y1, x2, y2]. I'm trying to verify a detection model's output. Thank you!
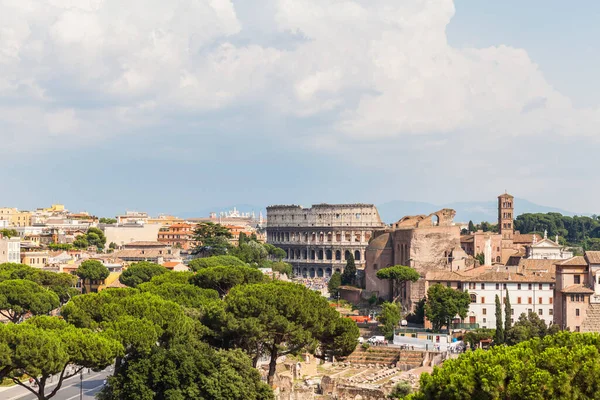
[367, 336, 385, 344]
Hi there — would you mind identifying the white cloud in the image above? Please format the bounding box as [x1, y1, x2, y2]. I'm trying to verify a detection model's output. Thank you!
[0, 0, 599, 155]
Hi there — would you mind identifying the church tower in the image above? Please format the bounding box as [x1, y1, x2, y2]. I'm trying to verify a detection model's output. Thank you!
[498, 193, 514, 240]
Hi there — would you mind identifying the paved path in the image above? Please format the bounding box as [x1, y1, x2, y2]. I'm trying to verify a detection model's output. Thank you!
[0, 369, 111, 400]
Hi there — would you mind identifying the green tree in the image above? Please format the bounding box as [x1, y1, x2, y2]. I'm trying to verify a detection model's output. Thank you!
[264, 244, 287, 261]
[119, 261, 168, 288]
[504, 289, 512, 333]
[97, 340, 272, 400]
[192, 222, 233, 256]
[109, 242, 117, 250]
[463, 328, 494, 350]
[379, 302, 401, 340]
[413, 331, 600, 400]
[406, 298, 426, 325]
[494, 294, 504, 344]
[232, 241, 268, 264]
[224, 281, 358, 384]
[268, 261, 293, 278]
[468, 220, 475, 233]
[390, 381, 413, 399]
[0, 229, 18, 238]
[138, 282, 219, 309]
[341, 254, 356, 285]
[0, 316, 122, 400]
[99, 217, 117, 224]
[474, 253, 485, 265]
[424, 284, 470, 332]
[328, 272, 342, 297]
[73, 227, 107, 249]
[376, 265, 420, 302]
[75, 260, 110, 293]
[0, 263, 77, 304]
[238, 231, 248, 246]
[191, 265, 265, 297]
[0, 280, 60, 323]
[505, 311, 552, 345]
[188, 255, 246, 272]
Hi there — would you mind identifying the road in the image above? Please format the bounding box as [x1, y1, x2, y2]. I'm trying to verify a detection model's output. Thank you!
[1, 368, 112, 400]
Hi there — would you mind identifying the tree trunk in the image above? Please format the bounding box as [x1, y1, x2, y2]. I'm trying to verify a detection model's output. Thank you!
[267, 342, 279, 386]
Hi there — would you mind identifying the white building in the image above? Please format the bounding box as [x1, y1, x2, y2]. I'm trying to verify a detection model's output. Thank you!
[0, 235, 21, 264]
[464, 270, 555, 329]
[525, 231, 573, 260]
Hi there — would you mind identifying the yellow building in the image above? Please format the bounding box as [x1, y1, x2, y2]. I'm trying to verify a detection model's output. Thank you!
[42, 204, 66, 213]
[0, 208, 32, 227]
[21, 251, 50, 268]
[81, 272, 123, 293]
[147, 215, 185, 226]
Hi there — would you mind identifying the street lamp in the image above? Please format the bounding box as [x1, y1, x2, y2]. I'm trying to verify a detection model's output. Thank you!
[80, 369, 83, 400]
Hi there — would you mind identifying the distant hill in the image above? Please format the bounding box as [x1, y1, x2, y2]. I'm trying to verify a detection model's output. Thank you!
[376, 198, 585, 224]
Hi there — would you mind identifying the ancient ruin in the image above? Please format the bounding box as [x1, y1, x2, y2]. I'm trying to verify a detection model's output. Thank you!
[266, 204, 386, 277]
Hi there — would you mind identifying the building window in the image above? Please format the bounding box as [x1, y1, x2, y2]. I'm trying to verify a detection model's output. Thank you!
[483, 318, 487, 323]
[574, 275, 581, 284]
[481, 297, 486, 304]
[539, 284, 543, 290]
[528, 297, 532, 304]
[549, 298, 553, 304]
[576, 326, 580, 332]
[571, 295, 575, 302]
[517, 284, 521, 290]
[470, 294, 477, 303]
[539, 297, 543, 304]
[538, 309, 543, 316]
[576, 309, 580, 317]
[517, 297, 522, 304]
[481, 283, 485, 290]
[447, 282, 451, 288]
[511, 309, 514, 315]
[549, 309, 553, 315]
[482, 308, 487, 315]
[503, 283, 507, 289]
[528, 284, 532, 290]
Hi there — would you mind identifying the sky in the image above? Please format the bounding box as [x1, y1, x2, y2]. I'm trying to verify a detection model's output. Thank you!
[1, 0, 600, 217]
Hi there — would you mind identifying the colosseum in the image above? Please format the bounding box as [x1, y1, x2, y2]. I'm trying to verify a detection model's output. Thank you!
[266, 204, 386, 277]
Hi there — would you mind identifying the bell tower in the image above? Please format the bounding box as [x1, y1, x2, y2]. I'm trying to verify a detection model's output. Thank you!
[498, 193, 514, 240]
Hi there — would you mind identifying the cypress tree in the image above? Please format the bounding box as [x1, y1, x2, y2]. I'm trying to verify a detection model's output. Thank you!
[341, 253, 356, 286]
[504, 288, 512, 332]
[494, 294, 504, 344]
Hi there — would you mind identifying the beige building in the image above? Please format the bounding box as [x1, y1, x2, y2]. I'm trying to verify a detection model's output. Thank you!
[102, 224, 161, 249]
[554, 256, 593, 332]
[21, 251, 50, 268]
[365, 209, 473, 310]
[112, 241, 181, 264]
[0, 235, 21, 263]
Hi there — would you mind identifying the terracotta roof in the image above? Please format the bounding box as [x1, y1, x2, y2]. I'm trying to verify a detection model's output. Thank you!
[513, 233, 541, 244]
[499, 193, 514, 198]
[586, 251, 600, 264]
[517, 259, 557, 273]
[106, 279, 127, 288]
[558, 256, 588, 266]
[460, 235, 474, 243]
[561, 285, 594, 294]
[123, 241, 166, 247]
[112, 249, 176, 259]
[162, 262, 181, 268]
[425, 271, 464, 281]
[464, 270, 554, 283]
